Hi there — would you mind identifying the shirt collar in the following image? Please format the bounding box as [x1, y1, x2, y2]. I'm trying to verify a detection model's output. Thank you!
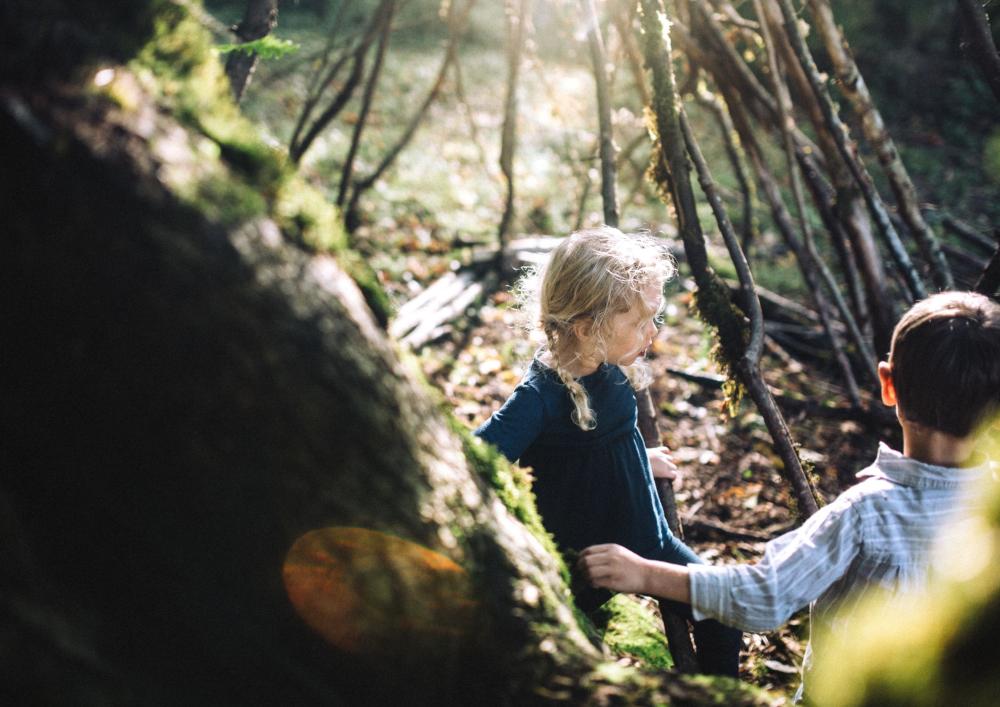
[856, 442, 993, 489]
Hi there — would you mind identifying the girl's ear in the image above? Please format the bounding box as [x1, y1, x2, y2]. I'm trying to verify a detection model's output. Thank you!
[572, 317, 594, 341]
[878, 361, 897, 406]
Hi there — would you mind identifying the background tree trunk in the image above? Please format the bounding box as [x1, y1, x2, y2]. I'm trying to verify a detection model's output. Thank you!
[225, 0, 278, 102]
[581, 0, 620, 227]
[497, 0, 531, 262]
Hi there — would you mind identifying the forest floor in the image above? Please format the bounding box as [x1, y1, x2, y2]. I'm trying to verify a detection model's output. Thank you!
[411, 276, 896, 698]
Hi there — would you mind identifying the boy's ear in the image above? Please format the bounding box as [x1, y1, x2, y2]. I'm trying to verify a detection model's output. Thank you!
[878, 361, 897, 406]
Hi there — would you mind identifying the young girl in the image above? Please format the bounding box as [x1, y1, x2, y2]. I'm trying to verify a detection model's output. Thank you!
[475, 226, 740, 676]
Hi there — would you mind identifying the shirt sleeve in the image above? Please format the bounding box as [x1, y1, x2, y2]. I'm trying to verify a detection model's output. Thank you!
[687, 495, 861, 632]
[474, 384, 545, 462]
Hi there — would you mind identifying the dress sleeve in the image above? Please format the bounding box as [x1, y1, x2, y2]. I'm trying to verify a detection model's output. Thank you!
[474, 385, 545, 462]
[687, 495, 862, 632]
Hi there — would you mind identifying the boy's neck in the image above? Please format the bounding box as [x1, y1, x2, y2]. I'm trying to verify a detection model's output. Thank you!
[900, 420, 978, 468]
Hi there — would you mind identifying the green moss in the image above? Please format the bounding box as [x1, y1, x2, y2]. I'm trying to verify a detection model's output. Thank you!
[452, 420, 565, 580]
[192, 174, 267, 226]
[593, 594, 673, 670]
[274, 175, 347, 252]
[133, 3, 284, 196]
[341, 250, 391, 326]
[691, 281, 750, 416]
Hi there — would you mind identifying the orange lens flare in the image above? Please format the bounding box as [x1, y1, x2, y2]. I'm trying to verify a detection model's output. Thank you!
[282, 527, 478, 655]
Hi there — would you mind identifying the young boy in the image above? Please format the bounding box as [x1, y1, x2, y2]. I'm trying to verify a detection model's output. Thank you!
[577, 291, 1000, 699]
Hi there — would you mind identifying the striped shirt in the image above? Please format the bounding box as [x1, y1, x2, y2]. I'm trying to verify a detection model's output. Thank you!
[688, 443, 993, 696]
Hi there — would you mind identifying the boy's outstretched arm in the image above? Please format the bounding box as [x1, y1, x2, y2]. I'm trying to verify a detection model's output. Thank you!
[582, 493, 864, 633]
[577, 544, 691, 603]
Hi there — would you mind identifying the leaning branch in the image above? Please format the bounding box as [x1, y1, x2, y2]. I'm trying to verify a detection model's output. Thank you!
[773, 0, 927, 302]
[755, 0, 878, 387]
[638, 0, 819, 519]
[809, 0, 953, 289]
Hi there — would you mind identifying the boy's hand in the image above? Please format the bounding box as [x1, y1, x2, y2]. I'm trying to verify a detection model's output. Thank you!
[647, 446, 680, 482]
[577, 544, 651, 594]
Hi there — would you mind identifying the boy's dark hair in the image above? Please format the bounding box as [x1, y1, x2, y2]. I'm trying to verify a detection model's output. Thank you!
[889, 291, 1000, 437]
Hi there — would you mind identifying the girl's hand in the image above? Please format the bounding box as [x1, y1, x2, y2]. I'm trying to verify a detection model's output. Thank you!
[577, 544, 651, 594]
[647, 446, 680, 482]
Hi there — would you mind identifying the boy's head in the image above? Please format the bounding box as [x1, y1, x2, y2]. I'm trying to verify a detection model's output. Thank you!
[882, 291, 1000, 438]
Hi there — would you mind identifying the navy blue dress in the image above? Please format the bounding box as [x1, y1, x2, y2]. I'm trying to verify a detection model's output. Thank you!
[475, 361, 700, 574]
[475, 358, 741, 676]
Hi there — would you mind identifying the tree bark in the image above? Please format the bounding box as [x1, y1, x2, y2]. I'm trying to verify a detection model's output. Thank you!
[225, 0, 278, 103]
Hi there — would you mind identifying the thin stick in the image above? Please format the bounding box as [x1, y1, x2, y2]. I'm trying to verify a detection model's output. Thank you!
[344, 0, 477, 226]
[336, 0, 396, 208]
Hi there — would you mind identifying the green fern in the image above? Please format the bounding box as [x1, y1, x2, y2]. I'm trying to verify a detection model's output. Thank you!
[217, 36, 299, 60]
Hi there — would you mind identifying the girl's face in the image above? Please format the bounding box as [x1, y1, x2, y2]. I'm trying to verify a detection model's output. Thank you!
[602, 281, 664, 367]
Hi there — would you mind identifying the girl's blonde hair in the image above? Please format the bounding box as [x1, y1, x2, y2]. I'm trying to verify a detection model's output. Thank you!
[516, 226, 676, 430]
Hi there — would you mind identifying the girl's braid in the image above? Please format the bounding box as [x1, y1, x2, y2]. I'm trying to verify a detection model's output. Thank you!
[545, 325, 597, 431]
